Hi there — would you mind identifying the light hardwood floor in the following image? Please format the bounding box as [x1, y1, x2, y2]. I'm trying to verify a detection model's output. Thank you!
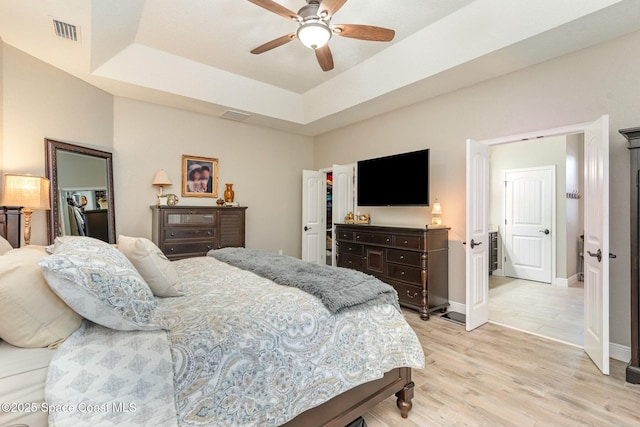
[363, 311, 640, 427]
[488, 276, 584, 346]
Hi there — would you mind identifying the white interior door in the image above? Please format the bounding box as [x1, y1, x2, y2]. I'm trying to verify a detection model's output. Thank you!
[331, 164, 354, 265]
[504, 167, 554, 283]
[583, 115, 610, 375]
[466, 139, 490, 331]
[302, 170, 324, 264]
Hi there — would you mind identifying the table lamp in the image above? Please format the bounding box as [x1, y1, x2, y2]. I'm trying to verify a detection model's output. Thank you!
[2, 174, 50, 245]
[431, 199, 443, 225]
[152, 169, 172, 205]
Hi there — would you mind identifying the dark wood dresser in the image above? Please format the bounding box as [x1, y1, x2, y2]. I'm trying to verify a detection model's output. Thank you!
[335, 223, 449, 320]
[151, 206, 247, 260]
[622, 126, 640, 383]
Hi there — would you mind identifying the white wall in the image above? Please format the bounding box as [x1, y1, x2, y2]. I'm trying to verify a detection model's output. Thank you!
[0, 44, 113, 245]
[314, 30, 640, 347]
[112, 97, 313, 256]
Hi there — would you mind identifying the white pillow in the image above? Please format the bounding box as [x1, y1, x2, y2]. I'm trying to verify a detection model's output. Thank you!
[38, 236, 164, 331]
[117, 235, 182, 297]
[0, 247, 82, 348]
[0, 235, 13, 255]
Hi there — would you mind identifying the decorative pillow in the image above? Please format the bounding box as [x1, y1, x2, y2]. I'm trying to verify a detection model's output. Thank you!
[117, 235, 183, 297]
[0, 247, 82, 348]
[0, 235, 13, 255]
[38, 236, 164, 331]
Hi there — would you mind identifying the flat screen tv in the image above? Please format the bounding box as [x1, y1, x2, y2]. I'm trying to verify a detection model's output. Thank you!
[357, 149, 430, 206]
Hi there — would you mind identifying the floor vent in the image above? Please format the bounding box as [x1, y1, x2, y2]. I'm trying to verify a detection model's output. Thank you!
[50, 18, 79, 42]
[220, 110, 251, 121]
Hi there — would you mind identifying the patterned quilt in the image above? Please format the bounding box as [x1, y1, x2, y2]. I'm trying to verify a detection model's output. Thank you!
[46, 256, 425, 426]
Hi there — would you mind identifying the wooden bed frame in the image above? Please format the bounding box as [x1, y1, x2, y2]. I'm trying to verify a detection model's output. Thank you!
[283, 367, 414, 426]
[0, 205, 415, 426]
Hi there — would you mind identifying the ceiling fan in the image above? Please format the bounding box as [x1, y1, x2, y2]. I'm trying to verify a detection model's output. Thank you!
[248, 0, 395, 72]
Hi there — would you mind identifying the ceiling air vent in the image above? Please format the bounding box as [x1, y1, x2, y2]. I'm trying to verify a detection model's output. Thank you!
[50, 18, 79, 42]
[220, 110, 251, 122]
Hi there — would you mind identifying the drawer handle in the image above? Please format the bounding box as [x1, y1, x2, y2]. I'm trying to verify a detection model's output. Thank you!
[400, 255, 404, 260]
[406, 290, 418, 299]
[207, 245, 212, 250]
[170, 232, 175, 237]
[207, 231, 212, 236]
[403, 240, 408, 245]
[169, 248, 175, 252]
[400, 271, 406, 276]
[386, 238, 390, 242]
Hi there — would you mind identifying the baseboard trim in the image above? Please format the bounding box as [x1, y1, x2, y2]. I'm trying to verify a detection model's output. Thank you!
[447, 301, 465, 315]
[611, 342, 631, 363]
[554, 274, 579, 287]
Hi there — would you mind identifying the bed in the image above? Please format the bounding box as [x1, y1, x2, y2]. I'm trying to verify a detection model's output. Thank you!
[0, 209, 423, 427]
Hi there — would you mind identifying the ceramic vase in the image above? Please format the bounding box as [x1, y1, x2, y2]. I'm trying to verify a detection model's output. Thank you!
[224, 183, 235, 202]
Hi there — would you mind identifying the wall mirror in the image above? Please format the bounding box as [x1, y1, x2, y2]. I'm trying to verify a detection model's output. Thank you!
[45, 138, 116, 244]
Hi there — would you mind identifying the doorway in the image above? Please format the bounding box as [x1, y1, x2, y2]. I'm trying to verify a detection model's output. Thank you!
[466, 116, 610, 374]
[488, 136, 582, 345]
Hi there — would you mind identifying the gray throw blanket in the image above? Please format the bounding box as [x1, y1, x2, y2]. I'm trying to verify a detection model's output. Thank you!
[208, 248, 400, 314]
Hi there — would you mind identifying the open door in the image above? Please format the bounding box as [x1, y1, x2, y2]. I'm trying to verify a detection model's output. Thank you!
[302, 170, 324, 264]
[466, 139, 490, 331]
[583, 115, 610, 375]
[331, 164, 354, 265]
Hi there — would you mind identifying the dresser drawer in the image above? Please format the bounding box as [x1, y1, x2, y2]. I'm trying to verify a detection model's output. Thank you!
[393, 235, 422, 250]
[337, 253, 363, 270]
[164, 227, 215, 240]
[164, 242, 214, 257]
[337, 230, 355, 241]
[387, 263, 423, 285]
[338, 242, 363, 255]
[394, 282, 423, 306]
[387, 249, 421, 266]
[355, 232, 392, 245]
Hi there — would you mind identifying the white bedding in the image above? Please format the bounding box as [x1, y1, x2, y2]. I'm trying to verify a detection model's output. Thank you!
[45, 256, 425, 426]
[0, 341, 55, 427]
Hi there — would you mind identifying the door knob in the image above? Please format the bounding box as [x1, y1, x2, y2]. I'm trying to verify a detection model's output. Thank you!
[587, 249, 602, 262]
[539, 229, 550, 235]
[470, 239, 482, 249]
[304, 226, 311, 231]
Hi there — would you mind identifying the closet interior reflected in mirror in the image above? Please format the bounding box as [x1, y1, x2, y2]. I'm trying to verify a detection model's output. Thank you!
[45, 139, 116, 244]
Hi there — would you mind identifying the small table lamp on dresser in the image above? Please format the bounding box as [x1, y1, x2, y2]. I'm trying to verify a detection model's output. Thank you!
[1, 174, 50, 246]
[152, 169, 172, 205]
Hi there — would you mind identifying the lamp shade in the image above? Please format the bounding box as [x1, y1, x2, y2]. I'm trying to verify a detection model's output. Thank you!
[431, 201, 443, 215]
[152, 169, 172, 186]
[2, 174, 50, 210]
[297, 22, 331, 49]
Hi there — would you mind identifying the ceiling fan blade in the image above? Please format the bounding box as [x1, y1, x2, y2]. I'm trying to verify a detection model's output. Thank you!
[318, 0, 348, 17]
[251, 33, 296, 54]
[315, 45, 334, 72]
[333, 24, 395, 42]
[247, 0, 300, 20]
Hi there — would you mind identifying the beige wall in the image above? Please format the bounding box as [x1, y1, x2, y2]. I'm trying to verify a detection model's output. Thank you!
[113, 97, 313, 255]
[314, 30, 640, 346]
[1, 44, 113, 245]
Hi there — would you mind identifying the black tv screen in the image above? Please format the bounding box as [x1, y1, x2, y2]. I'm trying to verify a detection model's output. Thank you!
[357, 149, 430, 206]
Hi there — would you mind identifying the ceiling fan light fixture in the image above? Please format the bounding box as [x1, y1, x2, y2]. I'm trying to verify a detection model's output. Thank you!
[297, 22, 331, 49]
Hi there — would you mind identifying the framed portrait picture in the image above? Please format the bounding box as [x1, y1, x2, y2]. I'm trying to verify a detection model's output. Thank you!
[182, 155, 219, 198]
